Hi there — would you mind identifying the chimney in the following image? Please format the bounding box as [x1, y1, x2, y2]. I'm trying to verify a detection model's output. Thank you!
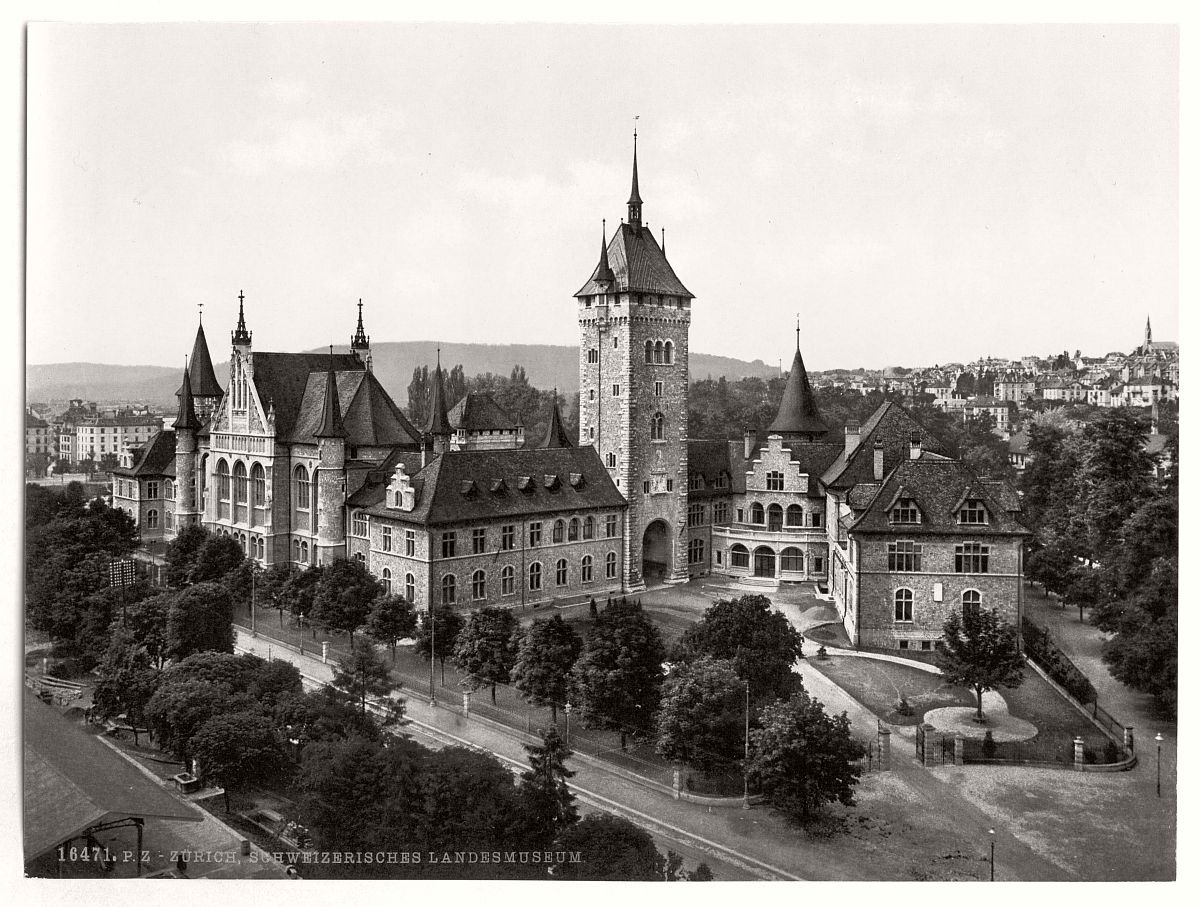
[743, 429, 754, 460]
[873, 438, 885, 481]
[844, 420, 860, 456]
[909, 430, 922, 460]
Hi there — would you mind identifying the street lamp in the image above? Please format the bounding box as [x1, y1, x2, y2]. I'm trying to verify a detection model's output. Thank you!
[564, 701, 572, 745]
[988, 828, 995, 881]
[742, 680, 751, 810]
[428, 605, 437, 707]
[1155, 732, 1164, 798]
[250, 563, 257, 637]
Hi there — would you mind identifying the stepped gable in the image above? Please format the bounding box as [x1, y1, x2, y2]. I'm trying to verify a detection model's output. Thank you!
[848, 458, 1029, 537]
[448, 392, 517, 433]
[249, 352, 364, 440]
[351, 446, 624, 526]
[574, 222, 692, 298]
[821, 401, 950, 491]
[767, 346, 830, 437]
[112, 429, 176, 478]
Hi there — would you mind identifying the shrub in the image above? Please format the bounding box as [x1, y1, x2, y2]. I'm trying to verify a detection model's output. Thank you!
[895, 695, 914, 717]
[981, 730, 997, 759]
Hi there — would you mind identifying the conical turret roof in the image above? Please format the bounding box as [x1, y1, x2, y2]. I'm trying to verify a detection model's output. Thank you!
[178, 322, 224, 399]
[315, 350, 347, 438]
[175, 362, 200, 431]
[768, 346, 829, 438]
[424, 356, 452, 437]
[537, 394, 573, 449]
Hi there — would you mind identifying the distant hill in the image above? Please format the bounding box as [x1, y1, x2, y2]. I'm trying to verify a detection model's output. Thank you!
[26, 343, 780, 408]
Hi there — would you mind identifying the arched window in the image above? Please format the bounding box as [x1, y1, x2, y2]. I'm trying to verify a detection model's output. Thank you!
[581, 555, 593, 583]
[165, 511, 174, 530]
[664, 340, 674, 364]
[753, 546, 776, 578]
[749, 503, 765, 524]
[730, 544, 750, 568]
[786, 504, 803, 527]
[529, 562, 542, 592]
[553, 520, 565, 543]
[962, 589, 982, 622]
[645, 340, 654, 364]
[251, 463, 266, 525]
[217, 459, 230, 519]
[293, 538, 301, 562]
[781, 547, 804, 573]
[257, 537, 265, 559]
[472, 570, 486, 601]
[501, 565, 516, 595]
[441, 574, 456, 605]
[767, 504, 783, 532]
[233, 461, 248, 523]
[556, 558, 568, 586]
[165, 480, 174, 500]
[294, 465, 311, 530]
[583, 516, 595, 540]
[569, 518, 580, 541]
[405, 573, 415, 602]
[300, 540, 309, 563]
[382, 567, 392, 594]
[605, 550, 617, 579]
[654, 340, 664, 364]
[894, 588, 914, 622]
[147, 509, 159, 529]
[651, 412, 665, 440]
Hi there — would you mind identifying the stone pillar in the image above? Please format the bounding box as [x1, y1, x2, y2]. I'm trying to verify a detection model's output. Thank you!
[1124, 726, 1135, 752]
[1073, 736, 1086, 771]
[954, 734, 965, 766]
[462, 689, 471, 716]
[877, 727, 891, 770]
[672, 769, 682, 800]
[321, 641, 329, 664]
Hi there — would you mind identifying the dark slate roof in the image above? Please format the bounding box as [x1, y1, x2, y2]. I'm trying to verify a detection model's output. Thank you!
[575, 223, 693, 298]
[26, 411, 48, 428]
[23, 690, 201, 862]
[848, 458, 1029, 536]
[315, 361, 347, 439]
[112, 429, 176, 478]
[342, 371, 420, 447]
[424, 365, 452, 436]
[537, 400, 573, 449]
[250, 352, 364, 441]
[351, 446, 626, 526]
[175, 365, 201, 432]
[768, 347, 830, 437]
[177, 323, 224, 399]
[820, 401, 950, 490]
[448, 393, 517, 433]
[687, 439, 742, 499]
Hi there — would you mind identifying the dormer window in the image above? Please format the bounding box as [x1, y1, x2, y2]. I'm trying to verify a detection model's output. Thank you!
[569, 472, 585, 488]
[891, 498, 921, 524]
[543, 474, 561, 491]
[517, 476, 534, 492]
[959, 499, 990, 525]
[490, 478, 507, 494]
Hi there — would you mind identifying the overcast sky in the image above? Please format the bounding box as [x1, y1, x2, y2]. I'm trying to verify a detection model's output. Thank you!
[25, 23, 1178, 371]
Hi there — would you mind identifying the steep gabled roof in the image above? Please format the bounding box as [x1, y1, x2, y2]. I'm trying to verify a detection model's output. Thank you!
[768, 347, 829, 437]
[342, 371, 420, 447]
[314, 357, 347, 439]
[250, 352, 364, 441]
[821, 401, 950, 491]
[112, 429, 176, 478]
[424, 363, 452, 437]
[448, 393, 518, 433]
[575, 222, 693, 298]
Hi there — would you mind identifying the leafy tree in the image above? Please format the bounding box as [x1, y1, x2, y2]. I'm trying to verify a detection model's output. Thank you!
[519, 728, 577, 846]
[672, 594, 803, 700]
[936, 607, 1025, 722]
[943, 412, 1012, 478]
[280, 564, 324, 626]
[1019, 419, 1071, 526]
[1076, 409, 1156, 559]
[1102, 597, 1177, 717]
[415, 604, 465, 684]
[312, 557, 382, 649]
[165, 582, 235, 661]
[91, 628, 161, 745]
[274, 686, 383, 751]
[121, 591, 172, 667]
[655, 656, 746, 775]
[246, 658, 304, 711]
[747, 683, 866, 824]
[145, 676, 246, 763]
[99, 452, 120, 473]
[190, 533, 245, 584]
[191, 711, 287, 812]
[1096, 493, 1177, 604]
[453, 607, 520, 704]
[570, 597, 666, 749]
[331, 645, 399, 720]
[164, 524, 211, 587]
[407, 364, 432, 427]
[511, 614, 583, 722]
[365, 593, 418, 660]
[553, 814, 664, 881]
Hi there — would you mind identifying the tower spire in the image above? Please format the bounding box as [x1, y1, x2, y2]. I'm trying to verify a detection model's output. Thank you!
[768, 331, 830, 440]
[538, 388, 573, 449]
[628, 120, 643, 231]
[595, 219, 615, 285]
[175, 357, 200, 431]
[425, 347, 452, 441]
[315, 344, 346, 438]
[232, 289, 251, 345]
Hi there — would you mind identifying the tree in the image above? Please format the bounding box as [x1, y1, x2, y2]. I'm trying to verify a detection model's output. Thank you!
[747, 684, 865, 824]
[511, 615, 583, 723]
[406, 365, 431, 427]
[331, 645, 399, 720]
[312, 558, 382, 649]
[145, 676, 246, 763]
[190, 533, 245, 584]
[453, 607, 520, 704]
[165, 582, 235, 661]
[280, 564, 324, 627]
[570, 597, 666, 749]
[121, 592, 171, 667]
[275, 686, 383, 751]
[190, 711, 286, 812]
[672, 594, 803, 700]
[164, 525, 210, 587]
[655, 656, 745, 775]
[1102, 598, 1177, 718]
[936, 607, 1025, 722]
[1076, 409, 1156, 560]
[91, 628, 161, 745]
[553, 814, 664, 881]
[518, 729, 577, 846]
[365, 593, 418, 660]
[99, 452, 120, 473]
[415, 604, 465, 684]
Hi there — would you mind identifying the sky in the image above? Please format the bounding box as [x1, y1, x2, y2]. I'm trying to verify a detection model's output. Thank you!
[25, 22, 1179, 371]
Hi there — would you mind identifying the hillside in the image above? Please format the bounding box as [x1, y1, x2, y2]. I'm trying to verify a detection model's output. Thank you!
[26, 343, 780, 407]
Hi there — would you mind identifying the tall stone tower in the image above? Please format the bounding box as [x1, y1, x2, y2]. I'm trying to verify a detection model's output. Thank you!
[174, 361, 201, 529]
[574, 134, 693, 590]
[314, 349, 347, 566]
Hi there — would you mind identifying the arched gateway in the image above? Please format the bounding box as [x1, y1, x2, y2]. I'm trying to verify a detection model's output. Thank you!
[642, 519, 670, 585]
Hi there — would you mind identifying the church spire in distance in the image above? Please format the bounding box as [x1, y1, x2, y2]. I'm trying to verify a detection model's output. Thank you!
[628, 120, 643, 231]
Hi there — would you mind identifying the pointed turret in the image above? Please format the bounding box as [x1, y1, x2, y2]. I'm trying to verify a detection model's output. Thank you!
[595, 220, 615, 285]
[767, 335, 830, 439]
[232, 290, 251, 346]
[538, 390, 573, 449]
[424, 351, 452, 449]
[315, 347, 347, 438]
[175, 359, 201, 431]
[628, 128, 643, 231]
[179, 318, 224, 401]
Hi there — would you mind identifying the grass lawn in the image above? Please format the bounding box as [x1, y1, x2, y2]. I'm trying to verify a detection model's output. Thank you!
[808, 655, 975, 724]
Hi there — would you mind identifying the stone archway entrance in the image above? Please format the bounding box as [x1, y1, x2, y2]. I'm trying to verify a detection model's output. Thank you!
[753, 545, 777, 578]
[642, 519, 670, 584]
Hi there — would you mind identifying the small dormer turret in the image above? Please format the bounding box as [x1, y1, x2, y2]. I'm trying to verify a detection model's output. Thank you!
[387, 462, 416, 512]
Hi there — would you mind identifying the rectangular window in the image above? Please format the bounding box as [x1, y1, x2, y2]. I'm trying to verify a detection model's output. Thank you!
[891, 499, 921, 524]
[643, 480, 651, 494]
[887, 540, 922, 572]
[405, 529, 415, 556]
[687, 503, 705, 527]
[955, 542, 990, 574]
[612, 384, 620, 397]
[529, 522, 542, 547]
[655, 380, 664, 397]
[146, 481, 159, 498]
[713, 501, 730, 524]
[813, 556, 825, 573]
[441, 531, 457, 559]
[501, 524, 515, 550]
[666, 479, 674, 492]
[605, 515, 617, 538]
[736, 508, 745, 523]
[382, 526, 393, 552]
[766, 471, 784, 491]
[959, 500, 990, 525]
[472, 527, 487, 554]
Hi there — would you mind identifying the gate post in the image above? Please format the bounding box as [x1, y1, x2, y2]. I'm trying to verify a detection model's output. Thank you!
[1073, 736, 1086, 771]
[1124, 726, 1135, 752]
[321, 641, 329, 664]
[877, 727, 891, 771]
[462, 689, 471, 717]
[954, 734, 965, 766]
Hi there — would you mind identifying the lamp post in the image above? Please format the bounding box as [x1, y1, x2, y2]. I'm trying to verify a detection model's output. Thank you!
[1155, 732, 1164, 798]
[428, 605, 437, 707]
[742, 680, 751, 810]
[988, 828, 995, 881]
[564, 701, 572, 745]
[250, 563, 257, 637]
